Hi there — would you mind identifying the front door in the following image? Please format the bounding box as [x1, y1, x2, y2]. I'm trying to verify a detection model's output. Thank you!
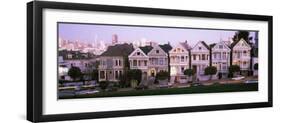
[151, 70, 155, 77]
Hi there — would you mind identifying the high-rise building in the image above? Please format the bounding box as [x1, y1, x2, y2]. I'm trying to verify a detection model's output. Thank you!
[112, 34, 118, 45]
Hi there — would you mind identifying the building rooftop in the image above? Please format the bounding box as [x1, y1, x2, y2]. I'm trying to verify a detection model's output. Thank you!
[100, 43, 134, 57]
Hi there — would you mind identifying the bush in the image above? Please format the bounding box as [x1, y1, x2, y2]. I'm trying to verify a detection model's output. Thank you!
[67, 66, 82, 81]
[156, 71, 169, 80]
[130, 80, 138, 88]
[254, 63, 258, 70]
[127, 69, 142, 85]
[118, 74, 130, 88]
[204, 66, 217, 80]
[229, 65, 240, 74]
[99, 81, 109, 90]
[184, 69, 195, 77]
[204, 66, 217, 76]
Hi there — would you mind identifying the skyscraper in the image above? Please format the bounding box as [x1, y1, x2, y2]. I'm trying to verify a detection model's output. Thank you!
[112, 34, 118, 45]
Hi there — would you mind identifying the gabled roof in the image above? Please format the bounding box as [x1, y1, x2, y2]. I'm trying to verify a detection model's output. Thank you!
[159, 44, 173, 53]
[128, 47, 149, 58]
[200, 41, 210, 50]
[211, 41, 231, 51]
[230, 38, 251, 48]
[169, 42, 191, 54]
[192, 41, 210, 50]
[139, 46, 153, 54]
[100, 43, 134, 57]
[147, 45, 168, 56]
[179, 42, 191, 50]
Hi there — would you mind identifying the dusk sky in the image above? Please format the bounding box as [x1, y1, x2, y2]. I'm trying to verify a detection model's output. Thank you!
[58, 23, 257, 46]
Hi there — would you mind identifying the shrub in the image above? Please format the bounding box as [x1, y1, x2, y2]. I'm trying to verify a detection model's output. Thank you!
[184, 69, 195, 77]
[228, 65, 240, 74]
[156, 71, 169, 80]
[204, 66, 217, 80]
[130, 79, 138, 88]
[127, 69, 142, 85]
[67, 66, 82, 81]
[254, 63, 258, 70]
[99, 81, 109, 90]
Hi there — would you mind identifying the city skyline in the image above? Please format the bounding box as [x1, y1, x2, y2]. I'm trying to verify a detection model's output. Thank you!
[58, 23, 257, 47]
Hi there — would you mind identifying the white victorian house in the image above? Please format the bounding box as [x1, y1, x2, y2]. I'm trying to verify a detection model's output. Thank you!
[231, 38, 252, 75]
[147, 45, 169, 77]
[169, 42, 191, 83]
[128, 47, 150, 80]
[190, 41, 210, 80]
[211, 41, 231, 78]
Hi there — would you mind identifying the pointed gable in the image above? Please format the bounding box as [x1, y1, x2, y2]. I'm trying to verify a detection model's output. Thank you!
[232, 38, 251, 50]
[212, 41, 231, 52]
[169, 42, 190, 54]
[191, 41, 210, 52]
[147, 45, 168, 56]
[128, 48, 148, 58]
[139, 46, 153, 54]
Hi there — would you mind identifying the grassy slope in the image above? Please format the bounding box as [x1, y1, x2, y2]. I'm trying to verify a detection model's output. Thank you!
[59, 83, 258, 99]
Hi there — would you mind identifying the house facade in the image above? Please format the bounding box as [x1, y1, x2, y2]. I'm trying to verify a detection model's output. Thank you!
[211, 41, 231, 77]
[128, 47, 150, 80]
[147, 45, 169, 77]
[98, 44, 134, 82]
[169, 42, 191, 83]
[231, 38, 252, 75]
[190, 41, 210, 78]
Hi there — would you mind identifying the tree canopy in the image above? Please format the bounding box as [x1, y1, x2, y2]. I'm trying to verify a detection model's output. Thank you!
[156, 71, 169, 80]
[228, 65, 241, 73]
[127, 69, 142, 84]
[204, 66, 217, 76]
[67, 66, 82, 81]
[233, 31, 252, 43]
[184, 69, 195, 77]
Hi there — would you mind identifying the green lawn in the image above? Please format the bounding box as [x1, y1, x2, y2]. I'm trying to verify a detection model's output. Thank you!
[59, 83, 258, 99]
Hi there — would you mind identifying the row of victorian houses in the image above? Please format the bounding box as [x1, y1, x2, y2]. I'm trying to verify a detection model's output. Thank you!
[97, 38, 257, 83]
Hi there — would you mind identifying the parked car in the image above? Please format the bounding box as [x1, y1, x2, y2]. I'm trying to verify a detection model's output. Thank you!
[232, 75, 245, 80]
[245, 80, 258, 84]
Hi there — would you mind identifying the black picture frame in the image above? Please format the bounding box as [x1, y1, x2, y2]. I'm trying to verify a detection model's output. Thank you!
[27, 1, 273, 122]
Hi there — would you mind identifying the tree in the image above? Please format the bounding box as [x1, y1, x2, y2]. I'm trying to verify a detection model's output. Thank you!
[233, 31, 251, 43]
[228, 65, 241, 77]
[67, 66, 82, 81]
[204, 66, 217, 80]
[99, 81, 109, 90]
[156, 71, 169, 80]
[254, 63, 258, 70]
[91, 69, 99, 81]
[118, 73, 130, 88]
[183, 69, 195, 82]
[127, 69, 142, 85]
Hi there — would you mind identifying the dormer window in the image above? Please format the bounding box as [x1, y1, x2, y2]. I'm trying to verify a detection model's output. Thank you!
[156, 50, 159, 53]
[137, 52, 140, 55]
